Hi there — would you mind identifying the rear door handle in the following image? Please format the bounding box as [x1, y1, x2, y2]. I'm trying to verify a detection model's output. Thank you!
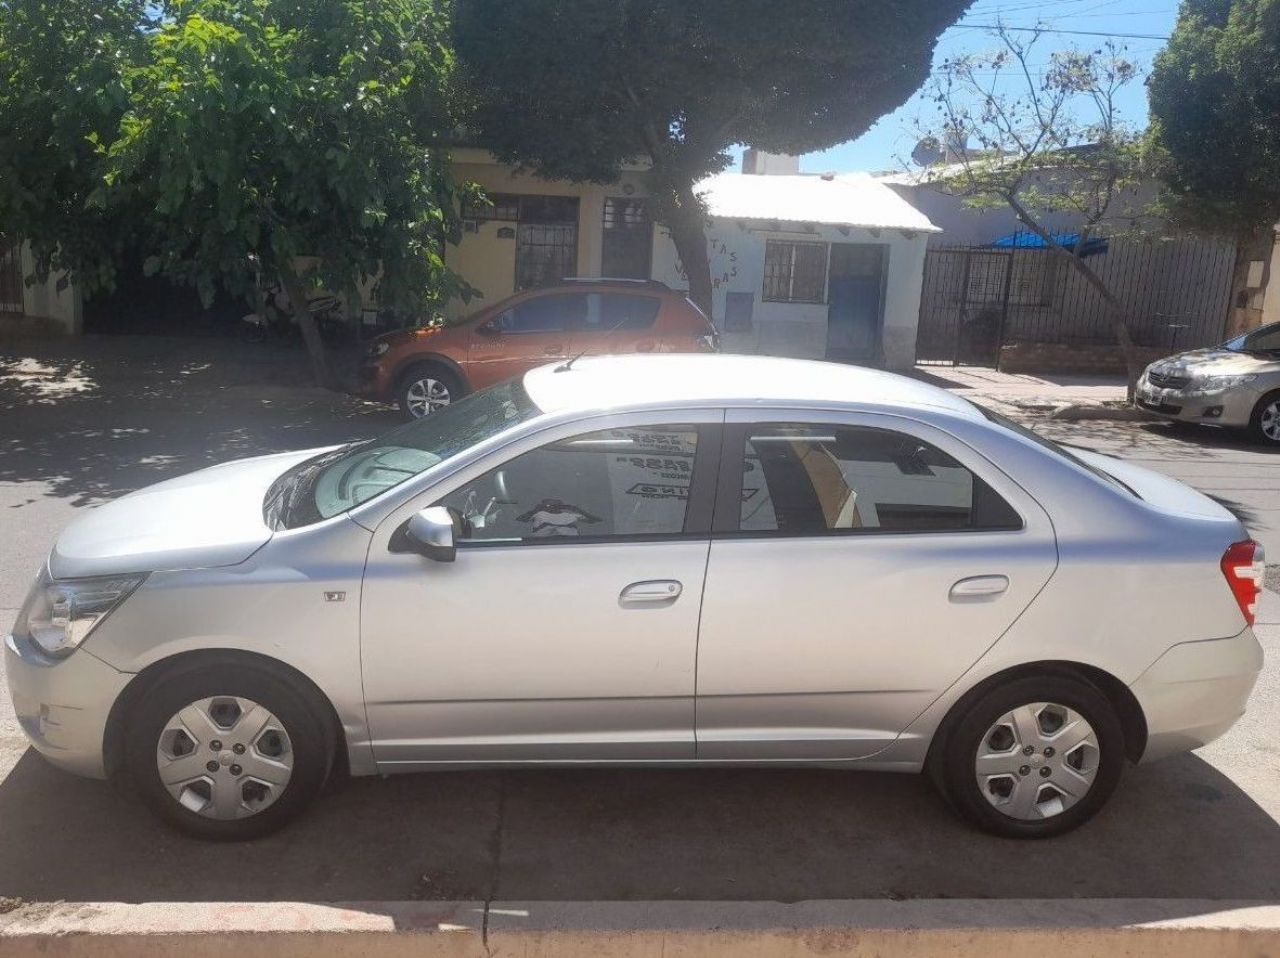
[619, 579, 682, 607]
[950, 575, 1009, 600]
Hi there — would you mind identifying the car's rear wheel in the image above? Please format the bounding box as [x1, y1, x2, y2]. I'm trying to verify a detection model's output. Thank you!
[123, 662, 332, 840]
[937, 675, 1125, 838]
[397, 363, 463, 420]
[1249, 391, 1280, 446]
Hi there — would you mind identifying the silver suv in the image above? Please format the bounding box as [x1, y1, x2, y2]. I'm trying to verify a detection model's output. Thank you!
[1136, 321, 1280, 444]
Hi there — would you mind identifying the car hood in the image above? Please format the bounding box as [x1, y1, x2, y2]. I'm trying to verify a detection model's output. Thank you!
[49, 447, 333, 579]
[1148, 347, 1280, 378]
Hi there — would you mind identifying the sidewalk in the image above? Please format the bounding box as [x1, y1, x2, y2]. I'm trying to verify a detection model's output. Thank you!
[912, 365, 1131, 419]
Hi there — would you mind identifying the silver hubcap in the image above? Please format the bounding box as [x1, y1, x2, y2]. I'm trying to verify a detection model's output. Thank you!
[975, 702, 1100, 821]
[405, 377, 451, 418]
[155, 696, 294, 820]
[1261, 401, 1280, 442]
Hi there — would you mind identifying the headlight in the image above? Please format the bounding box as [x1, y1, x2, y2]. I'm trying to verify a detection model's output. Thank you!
[13, 568, 146, 658]
[1187, 374, 1257, 395]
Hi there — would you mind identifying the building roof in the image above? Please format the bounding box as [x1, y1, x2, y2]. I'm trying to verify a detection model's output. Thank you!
[694, 171, 940, 233]
[523, 354, 980, 419]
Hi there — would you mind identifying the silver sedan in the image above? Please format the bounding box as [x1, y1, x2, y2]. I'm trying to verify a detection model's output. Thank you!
[1136, 320, 1280, 444]
[5, 355, 1265, 840]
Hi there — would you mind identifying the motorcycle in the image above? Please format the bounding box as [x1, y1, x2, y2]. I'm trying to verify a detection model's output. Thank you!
[241, 282, 348, 345]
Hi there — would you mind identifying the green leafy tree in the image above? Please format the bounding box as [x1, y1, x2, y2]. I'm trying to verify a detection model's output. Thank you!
[1149, 0, 1280, 236]
[917, 27, 1150, 388]
[0, 0, 466, 385]
[453, 0, 973, 316]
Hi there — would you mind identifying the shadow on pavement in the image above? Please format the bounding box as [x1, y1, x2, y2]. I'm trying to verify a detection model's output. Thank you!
[0, 749, 1277, 903]
[0, 336, 399, 508]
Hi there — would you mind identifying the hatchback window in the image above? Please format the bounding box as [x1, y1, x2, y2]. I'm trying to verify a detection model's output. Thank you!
[735, 424, 1021, 535]
[589, 293, 661, 330]
[493, 293, 588, 333]
[438, 425, 700, 542]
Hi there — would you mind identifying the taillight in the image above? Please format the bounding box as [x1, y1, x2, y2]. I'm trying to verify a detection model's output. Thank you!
[1221, 540, 1265, 627]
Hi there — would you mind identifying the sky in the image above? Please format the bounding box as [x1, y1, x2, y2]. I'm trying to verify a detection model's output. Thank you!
[757, 0, 1181, 174]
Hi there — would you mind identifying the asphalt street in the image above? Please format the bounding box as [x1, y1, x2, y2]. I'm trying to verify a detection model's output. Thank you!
[1, 339, 1278, 904]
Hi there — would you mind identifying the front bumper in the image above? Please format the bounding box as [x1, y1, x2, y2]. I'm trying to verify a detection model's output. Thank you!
[1134, 375, 1260, 427]
[1130, 627, 1264, 763]
[4, 632, 131, 779]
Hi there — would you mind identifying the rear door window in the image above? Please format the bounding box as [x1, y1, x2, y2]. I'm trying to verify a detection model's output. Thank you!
[586, 293, 662, 331]
[729, 423, 1022, 535]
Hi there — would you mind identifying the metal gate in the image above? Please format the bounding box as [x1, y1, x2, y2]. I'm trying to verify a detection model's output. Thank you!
[916, 248, 1010, 366]
[0, 238, 24, 313]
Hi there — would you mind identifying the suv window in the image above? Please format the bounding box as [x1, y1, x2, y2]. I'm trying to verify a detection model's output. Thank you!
[492, 293, 588, 333]
[438, 425, 700, 543]
[588, 293, 662, 331]
[734, 423, 1021, 535]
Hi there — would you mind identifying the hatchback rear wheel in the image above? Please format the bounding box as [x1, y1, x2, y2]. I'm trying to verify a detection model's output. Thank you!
[937, 674, 1125, 838]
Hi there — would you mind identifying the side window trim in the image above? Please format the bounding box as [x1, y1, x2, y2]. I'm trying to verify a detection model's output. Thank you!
[442, 421, 724, 548]
[711, 417, 1024, 538]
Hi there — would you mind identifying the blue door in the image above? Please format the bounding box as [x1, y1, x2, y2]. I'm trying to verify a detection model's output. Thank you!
[826, 244, 886, 364]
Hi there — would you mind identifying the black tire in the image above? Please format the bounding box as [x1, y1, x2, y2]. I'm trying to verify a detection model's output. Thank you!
[1248, 390, 1280, 446]
[396, 362, 464, 420]
[935, 674, 1125, 839]
[122, 659, 334, 841]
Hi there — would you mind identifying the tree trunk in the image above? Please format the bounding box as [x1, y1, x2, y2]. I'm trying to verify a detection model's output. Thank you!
[279, 262, 335, 389]
[663, 190, 713, 319]
[1006, 201, 1143, 398]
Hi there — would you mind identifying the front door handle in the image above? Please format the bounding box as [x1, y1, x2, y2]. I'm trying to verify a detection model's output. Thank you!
[619, 579, 682, 607]
[950, 575, 1009, 600]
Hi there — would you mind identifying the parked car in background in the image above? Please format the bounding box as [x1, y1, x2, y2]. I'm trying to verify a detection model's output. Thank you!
[355, 279, 718, 418]
[1136, 320, 1280, 444]
[7, 355, 1263, 841]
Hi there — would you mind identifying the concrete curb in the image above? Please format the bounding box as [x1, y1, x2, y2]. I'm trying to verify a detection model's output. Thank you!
[1049, 402, 1158, 422]
[2, 899, 1279, 957]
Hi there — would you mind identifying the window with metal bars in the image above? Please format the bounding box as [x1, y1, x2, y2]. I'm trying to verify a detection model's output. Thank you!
[601, 198, 653, 279]
[0, 239, 24, 313]
[763, 240, 829, 304]
[461, 193, 519, 221]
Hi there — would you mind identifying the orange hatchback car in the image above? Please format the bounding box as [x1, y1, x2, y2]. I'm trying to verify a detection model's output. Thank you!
[356, 279, 719, 418]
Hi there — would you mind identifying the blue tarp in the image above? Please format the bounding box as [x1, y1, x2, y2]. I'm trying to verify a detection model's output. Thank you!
[988, 231, 1109, 257]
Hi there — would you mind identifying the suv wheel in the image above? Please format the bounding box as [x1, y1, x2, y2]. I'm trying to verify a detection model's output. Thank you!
[935, 674, 1125, 838]
[397, 364, 463, 420]
[1250, 391, 1280, 445]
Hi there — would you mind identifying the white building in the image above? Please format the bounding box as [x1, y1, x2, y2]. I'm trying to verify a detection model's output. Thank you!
[651, 166, 939, 370]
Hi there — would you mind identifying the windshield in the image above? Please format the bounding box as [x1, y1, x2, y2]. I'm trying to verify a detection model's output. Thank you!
[264, 379, 540, 529]
[971, 403, 1137, 497]
[1222, 321, 1280, 355]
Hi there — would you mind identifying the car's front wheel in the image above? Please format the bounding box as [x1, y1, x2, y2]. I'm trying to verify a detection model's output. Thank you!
[937, 674, 1125, 838]
[123, 660, 333, 840]
[1249, 391, 1280, 446]
[397, 363, 463, 420]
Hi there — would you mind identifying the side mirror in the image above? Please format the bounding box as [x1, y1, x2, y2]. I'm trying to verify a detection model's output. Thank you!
[404, 506, 461, 562]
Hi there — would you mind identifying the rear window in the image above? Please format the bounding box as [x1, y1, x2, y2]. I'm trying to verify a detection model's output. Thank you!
[972, 404, 1137, 497]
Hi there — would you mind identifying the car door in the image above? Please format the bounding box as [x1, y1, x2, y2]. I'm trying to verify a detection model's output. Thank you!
[466, 291, 585, 387]
[695, 409, 1057, 760]
[572, 292, 664, 358]
[360, 411, 723, 768]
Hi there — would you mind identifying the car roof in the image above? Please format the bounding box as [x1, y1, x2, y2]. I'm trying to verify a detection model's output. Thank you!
[522, 354, 983, 419]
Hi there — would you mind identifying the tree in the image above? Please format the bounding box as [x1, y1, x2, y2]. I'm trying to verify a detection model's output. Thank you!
[0, 0, 467, 386]
[917, 27, 1149, 388]
[1149, 0, 1280, 236]
[453, 0, 973, 317]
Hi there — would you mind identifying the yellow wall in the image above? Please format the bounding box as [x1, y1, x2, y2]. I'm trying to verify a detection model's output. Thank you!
[445, 149, 650, 319]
